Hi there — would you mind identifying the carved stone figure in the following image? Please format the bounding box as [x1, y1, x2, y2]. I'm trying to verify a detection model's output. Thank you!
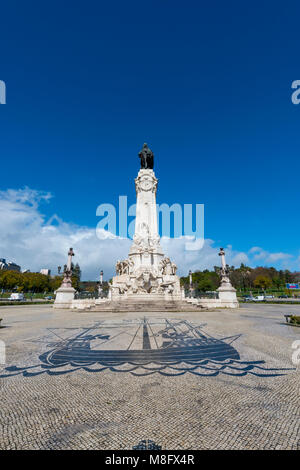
[138, 143, 154, 169]
[160, 278, 176, 293]
[171, 262, 177, 275]
[133, 271, 159, 293]
[116, 260, 122, 275]
[116, 258, 134, 276]
[159, 257, 176, 276]
[164, 258, 173, 275]
[159, 259, 165, 274]
[131, 223, 160, 254]
[128, 258, 134, 272]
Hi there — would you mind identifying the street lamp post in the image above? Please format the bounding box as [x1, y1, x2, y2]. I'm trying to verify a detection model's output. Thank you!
[98, 270, 104, 297]
[217, 247, 238, 307]
[189, 270, 194, 297]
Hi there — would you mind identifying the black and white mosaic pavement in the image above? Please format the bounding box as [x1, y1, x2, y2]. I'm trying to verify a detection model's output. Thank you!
[0, 304, 299, 449]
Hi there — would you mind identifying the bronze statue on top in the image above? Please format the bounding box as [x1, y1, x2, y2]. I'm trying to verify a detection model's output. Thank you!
[138, 143, 154, 169]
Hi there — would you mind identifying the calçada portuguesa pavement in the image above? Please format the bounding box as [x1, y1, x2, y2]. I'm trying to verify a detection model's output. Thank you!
[0, 303, 299, 450]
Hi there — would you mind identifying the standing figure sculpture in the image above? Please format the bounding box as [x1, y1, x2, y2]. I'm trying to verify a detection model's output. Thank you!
[138, 143, 154, 169]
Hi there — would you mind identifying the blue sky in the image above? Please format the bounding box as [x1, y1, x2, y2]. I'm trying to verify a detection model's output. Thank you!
[0, 1, 299, 278]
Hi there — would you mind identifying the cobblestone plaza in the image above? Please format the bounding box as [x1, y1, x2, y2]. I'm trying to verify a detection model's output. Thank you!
[0, 303, 299, 450]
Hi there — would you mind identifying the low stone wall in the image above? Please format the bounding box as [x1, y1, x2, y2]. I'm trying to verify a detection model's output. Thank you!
[71, 299, 95, 310]
[70, 298, 110, 310]
[186, 298, 239, 309]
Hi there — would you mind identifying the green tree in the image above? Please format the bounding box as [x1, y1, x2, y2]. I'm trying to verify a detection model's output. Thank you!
[73, 263, 81, 281]
[50, 276, 63, 292]
[272, 277, 283, 290]
[71, 263, 81, 291]
[253, 275, 272, 290]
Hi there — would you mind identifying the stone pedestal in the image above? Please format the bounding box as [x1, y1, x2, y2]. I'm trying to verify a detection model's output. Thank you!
[53, 286, 76, 309]
[217, 283, 239, 308]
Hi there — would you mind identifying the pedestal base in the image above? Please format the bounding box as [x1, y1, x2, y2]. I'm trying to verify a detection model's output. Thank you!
[217, 283, 239, 308]
[111, 272, 182, 302]
[53, 286, 76, 309]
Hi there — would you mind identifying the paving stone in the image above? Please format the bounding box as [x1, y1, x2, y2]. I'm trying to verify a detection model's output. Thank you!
[0, 303, 299, 450]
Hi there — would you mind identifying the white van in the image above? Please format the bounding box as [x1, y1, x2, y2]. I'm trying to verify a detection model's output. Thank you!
[9, 293, 25, 301]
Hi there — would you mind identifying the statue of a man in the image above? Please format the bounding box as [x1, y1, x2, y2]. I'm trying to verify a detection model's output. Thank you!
[138, 143, 154, 169]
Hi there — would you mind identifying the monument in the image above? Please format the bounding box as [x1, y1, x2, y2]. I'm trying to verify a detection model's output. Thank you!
[53, 248, 76, 309]
[110, 143, 182, 303]
[66, 144, 239, 311]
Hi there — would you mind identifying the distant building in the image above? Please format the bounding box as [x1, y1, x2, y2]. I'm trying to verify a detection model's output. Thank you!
[0, 258, 21, 272]
[40, 269, 51, 276]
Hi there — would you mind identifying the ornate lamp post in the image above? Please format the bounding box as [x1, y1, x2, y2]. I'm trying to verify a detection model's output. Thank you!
[98, 270, 104, 297]
[61, 248, 75, 288]
[218, 248, 231, 286]
[217, 247, 239, 307]
[189, 270, 194, 297]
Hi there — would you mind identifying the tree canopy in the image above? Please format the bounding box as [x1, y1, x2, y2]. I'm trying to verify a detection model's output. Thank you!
[181, 265, 300, 292]
[0, 267, 82, 293]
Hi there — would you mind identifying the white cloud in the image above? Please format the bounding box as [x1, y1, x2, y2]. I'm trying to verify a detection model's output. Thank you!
[247, 246, 292, 264]
[0, 188, 297, 280]
[267, 252, 292, 262]
[249, 246, 261, 253]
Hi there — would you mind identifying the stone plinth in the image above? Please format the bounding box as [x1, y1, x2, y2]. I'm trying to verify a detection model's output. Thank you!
[217, 283, 239, 308]
[53, 286, 76, 309]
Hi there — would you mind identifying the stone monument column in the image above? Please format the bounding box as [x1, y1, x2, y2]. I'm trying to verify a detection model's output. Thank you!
[111, 143, 181, 301]
[129, 162, 164, 269]
[53, 248, 76, 309]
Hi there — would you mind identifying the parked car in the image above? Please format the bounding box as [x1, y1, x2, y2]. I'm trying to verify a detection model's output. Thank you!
[9, 293, 25, 301]
[278, 295, 289, 299]
[243, 296, 254, 302]
[265, 295, 274, 299]
[252, 295, 265, 301]
[44, 296, 52, 300]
